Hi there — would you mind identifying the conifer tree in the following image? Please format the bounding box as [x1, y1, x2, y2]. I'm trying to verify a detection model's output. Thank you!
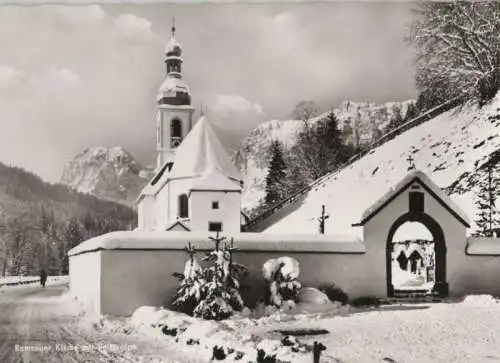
[172, 242, 205, 315]
[173, 233, 246, 320]
[292, 111, 346, 183]
[386, 104, 404, 132]
[474, 163, 500, 236]
[193, 233, 246, 320]
[265, 140, 287, 205]
[404, 102, 418, 122]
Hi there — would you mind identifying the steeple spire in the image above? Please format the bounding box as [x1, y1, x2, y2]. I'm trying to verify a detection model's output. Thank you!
[171, 16, 176, 37]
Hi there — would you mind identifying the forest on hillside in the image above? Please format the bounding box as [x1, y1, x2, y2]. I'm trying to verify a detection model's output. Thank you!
[0, 162, 136, 277]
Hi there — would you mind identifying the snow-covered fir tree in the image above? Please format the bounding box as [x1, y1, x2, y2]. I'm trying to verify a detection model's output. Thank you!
[474, 163, 500, 237]
[386, 104, 404, 133]
[172, 233, 246, 320]
[265, 140, 287, 205]
[172, 242, 205, 315]
[403, 101, 418, 122]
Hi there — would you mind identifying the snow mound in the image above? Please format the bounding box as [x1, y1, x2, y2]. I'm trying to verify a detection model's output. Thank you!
[462, 295, 499, 307]
[131, 306, 171, 327]
[297, 287, 330, 305]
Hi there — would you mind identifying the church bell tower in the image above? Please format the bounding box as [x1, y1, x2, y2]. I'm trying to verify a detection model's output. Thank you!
[155, 20, 195, 170]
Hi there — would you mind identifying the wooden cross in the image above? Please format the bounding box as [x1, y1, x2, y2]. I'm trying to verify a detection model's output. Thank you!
[185, 241, 196, 261]
[407, 155, 415, 171]
[317, 205, 330, 234]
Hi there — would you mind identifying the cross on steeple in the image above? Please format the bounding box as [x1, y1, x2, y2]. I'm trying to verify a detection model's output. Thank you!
[171, 16, 176, 36]
[407, 154, 415, 171]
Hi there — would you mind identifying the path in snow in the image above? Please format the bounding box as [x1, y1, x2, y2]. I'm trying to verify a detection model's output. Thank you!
[245, 298, 500, 363]
[0, 282, 192, 363]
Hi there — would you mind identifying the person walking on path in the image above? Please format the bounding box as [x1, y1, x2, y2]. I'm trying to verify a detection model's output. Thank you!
[40, 269, 47, 288]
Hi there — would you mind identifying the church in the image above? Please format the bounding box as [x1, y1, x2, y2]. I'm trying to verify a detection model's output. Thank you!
[68, 23, 500, 317]
[136, 24, 245, 234]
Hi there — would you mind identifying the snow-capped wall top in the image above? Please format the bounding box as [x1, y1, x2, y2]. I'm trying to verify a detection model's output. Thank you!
[169, 116, 242, 182]
[68, 230, 364, 257]
[61, 146, 152, 206]
[466, 237, 500, 255]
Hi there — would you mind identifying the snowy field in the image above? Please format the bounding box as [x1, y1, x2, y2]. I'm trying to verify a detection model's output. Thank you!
[88, 295, 500, 363]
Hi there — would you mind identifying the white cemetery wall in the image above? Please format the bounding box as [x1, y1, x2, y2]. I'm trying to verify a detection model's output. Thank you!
[68, 231, 368, 316]
[98, 248, 368, 316]
[68, 250, 101, 315]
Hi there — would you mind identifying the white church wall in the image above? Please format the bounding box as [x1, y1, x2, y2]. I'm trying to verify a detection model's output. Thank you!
[155, 178, 195, 230]
[68, 250, 101, 315]
[190, 191, 241, 233]
[138, 195, 157, 230]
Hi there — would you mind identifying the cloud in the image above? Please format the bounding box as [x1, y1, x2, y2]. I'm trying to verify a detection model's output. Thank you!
[0, 5, 163, 181]
[209, 94, 265, 129]
[0, 64, 23, 84]
[0, 3, 417, 182]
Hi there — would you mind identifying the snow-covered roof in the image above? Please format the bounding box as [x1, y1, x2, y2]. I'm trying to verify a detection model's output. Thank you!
[68, 230, 365, 256]
[356, 170, 470, 227]
[169, 116, 242, 182]
[466, 237, 500, 255]
[165, 36, 182, 56]
[190, 168, 242, 194]
[157, 76, 190, 102]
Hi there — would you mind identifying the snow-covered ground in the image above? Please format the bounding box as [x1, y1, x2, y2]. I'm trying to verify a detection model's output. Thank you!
[265, 95, 500, 236]
[392, 262, 434, 292]
[99, 295, 500, 363]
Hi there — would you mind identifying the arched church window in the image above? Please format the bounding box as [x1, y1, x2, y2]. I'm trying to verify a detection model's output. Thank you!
[178, 194, 189, 218]
[171, 118, 183, 148]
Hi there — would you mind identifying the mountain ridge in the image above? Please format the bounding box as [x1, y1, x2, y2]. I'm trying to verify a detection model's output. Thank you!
[61, 146, 153, 207]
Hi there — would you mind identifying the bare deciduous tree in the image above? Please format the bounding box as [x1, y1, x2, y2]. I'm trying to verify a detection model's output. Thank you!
[409, 2, 500, 104]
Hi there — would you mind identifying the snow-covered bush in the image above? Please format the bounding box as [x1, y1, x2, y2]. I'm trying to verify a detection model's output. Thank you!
[172, 234, 247, 321]
[318, 283, 349, 305]
[172, 242, 205, 315]
[262, 257, 302, 308]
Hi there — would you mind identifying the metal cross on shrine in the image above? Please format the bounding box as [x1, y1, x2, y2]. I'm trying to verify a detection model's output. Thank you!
[317, 205, 330, 234]
[407, 154, 416, 171]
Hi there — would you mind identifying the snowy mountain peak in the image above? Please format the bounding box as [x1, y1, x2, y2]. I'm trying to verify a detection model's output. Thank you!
[61, 146, 153, 206]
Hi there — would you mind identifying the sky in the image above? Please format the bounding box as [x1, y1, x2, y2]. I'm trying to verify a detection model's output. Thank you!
[0, 2, 417, 182]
